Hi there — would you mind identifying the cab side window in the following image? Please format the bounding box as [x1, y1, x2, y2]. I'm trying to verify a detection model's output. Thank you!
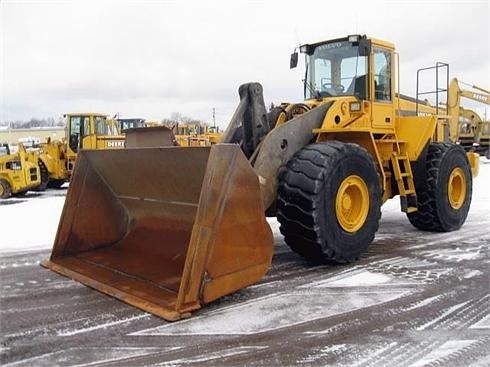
[83, 117, 91, 136]
[69, 116, 81, 152]
[374, 49, 391, 101]
[95, 116, 107, 135]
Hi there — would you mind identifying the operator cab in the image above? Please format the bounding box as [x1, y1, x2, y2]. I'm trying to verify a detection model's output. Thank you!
[291, 35, 394, 104]
[117, 118, 146, 132]
[67, 113, 121, 153]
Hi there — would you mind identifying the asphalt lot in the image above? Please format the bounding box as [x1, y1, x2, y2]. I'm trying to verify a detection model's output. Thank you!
[1, 161, 489, 366]
[1, 220, 489, 365]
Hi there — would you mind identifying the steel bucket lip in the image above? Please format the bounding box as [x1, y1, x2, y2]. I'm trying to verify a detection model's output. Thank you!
[40, 258, 188, 321]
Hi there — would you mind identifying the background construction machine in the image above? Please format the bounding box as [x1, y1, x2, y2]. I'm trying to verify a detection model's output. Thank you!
[36, 113, 125, 189]
[0, 143, 41, 199]
[446, 78, 489, 154]
[172, 123, 221, 146]
[42, 35, 479, 321]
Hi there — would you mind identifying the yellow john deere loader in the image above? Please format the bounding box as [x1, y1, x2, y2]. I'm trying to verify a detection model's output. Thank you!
[0, 143, 41, 199]
[41, 35, 479, 321]
[37, 113, 125, 189]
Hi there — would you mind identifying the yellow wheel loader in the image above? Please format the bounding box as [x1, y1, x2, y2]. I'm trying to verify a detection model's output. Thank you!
[41, 35, 479, 321]
[37, 113, 126, 189]
[0, 143, 41, 199]
[173, 123, 222, 146]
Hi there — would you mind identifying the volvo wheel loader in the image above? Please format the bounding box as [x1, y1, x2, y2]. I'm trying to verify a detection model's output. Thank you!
[41, 35, 479, 321]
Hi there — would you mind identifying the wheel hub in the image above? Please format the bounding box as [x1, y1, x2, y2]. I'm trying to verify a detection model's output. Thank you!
[336, 175, 369, 232]
[448, 167, 466, 210]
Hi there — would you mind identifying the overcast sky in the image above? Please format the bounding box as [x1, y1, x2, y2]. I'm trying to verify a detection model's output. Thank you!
[1, 0, 489, 127]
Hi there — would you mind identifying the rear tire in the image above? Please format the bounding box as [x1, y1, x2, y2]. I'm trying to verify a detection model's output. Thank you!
[0, 179, 12, 199]
[277, 141, 382, 263]
[47, 179, 66, 189]
[35, 160, 49, 191]
[408, 143, 472, 231]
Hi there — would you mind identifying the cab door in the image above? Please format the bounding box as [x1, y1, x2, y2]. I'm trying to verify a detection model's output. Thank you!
[80, 116, 96, 149]
[371, 47, 395, 129]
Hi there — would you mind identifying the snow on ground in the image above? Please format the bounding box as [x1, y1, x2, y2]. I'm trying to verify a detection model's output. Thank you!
[0, 157, 489, 253]
[0, 157, 489, 366]
[0, 193, 65, 252]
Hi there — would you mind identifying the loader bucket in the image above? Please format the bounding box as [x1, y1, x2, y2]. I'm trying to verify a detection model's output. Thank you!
[41, 144, 273, 321]
[125, 126, 177, 148]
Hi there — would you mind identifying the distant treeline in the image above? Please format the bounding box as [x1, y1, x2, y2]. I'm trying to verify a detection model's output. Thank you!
[160, 112, 212, 127]
[0, 117, 65, 129]
[1, 113, 215, 130]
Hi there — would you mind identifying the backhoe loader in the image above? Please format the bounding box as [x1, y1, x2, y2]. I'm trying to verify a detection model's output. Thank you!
[41, 35, 479, 321]
[0, 143, 41, 199]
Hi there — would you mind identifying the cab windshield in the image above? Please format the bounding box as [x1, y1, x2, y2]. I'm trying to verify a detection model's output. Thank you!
[304, 40, 368, 100]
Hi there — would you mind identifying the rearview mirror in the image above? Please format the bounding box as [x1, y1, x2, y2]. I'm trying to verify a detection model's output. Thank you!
[358, 37, 371, 57]
[290, 52, 298, 69]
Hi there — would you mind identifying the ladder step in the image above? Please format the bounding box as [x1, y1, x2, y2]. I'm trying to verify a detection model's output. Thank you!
[400, 195, 418, 213]
[406, 207, 418, 214]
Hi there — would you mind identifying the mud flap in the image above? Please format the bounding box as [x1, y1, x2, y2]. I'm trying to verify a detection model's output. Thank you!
[41, 144, 273, 321]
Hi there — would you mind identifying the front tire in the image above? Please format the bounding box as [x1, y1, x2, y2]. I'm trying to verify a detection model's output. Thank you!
[0, 179, 12, 199]
[408, 143, 472, 231]
[277, 141, 382, 263]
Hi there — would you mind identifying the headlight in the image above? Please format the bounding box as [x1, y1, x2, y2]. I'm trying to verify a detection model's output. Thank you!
[348, 35, 359, 42]
[350, 102, 361, 112]
[11, 161, 22, 170]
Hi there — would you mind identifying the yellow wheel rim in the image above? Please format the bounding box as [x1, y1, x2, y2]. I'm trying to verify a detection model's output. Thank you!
[336, 175, 369, 232]
[448, 167, 466, 210]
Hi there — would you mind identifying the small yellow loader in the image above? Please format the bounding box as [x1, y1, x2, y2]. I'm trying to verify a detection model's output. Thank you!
[0, 144, 41, 199]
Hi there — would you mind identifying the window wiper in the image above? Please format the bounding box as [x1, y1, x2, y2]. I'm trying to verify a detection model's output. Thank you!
[303, 79, 321, 99]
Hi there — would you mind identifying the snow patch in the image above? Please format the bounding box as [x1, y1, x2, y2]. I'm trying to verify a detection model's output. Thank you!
[157, 346, 268, 366]
[304, 268, 417, 288]
[470, 313, 490, 329]
[57, 314, 150, 336]
[0, 196, 65, 253]
[408, 340, 478, 367]
[133, 290, 408, 336]
[403, 295, 441, 311]
[312, 270, 394, 287]
[417, 300, 471, 330]
[3, 347, 169, 367]
[298, 344, 347, 364]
